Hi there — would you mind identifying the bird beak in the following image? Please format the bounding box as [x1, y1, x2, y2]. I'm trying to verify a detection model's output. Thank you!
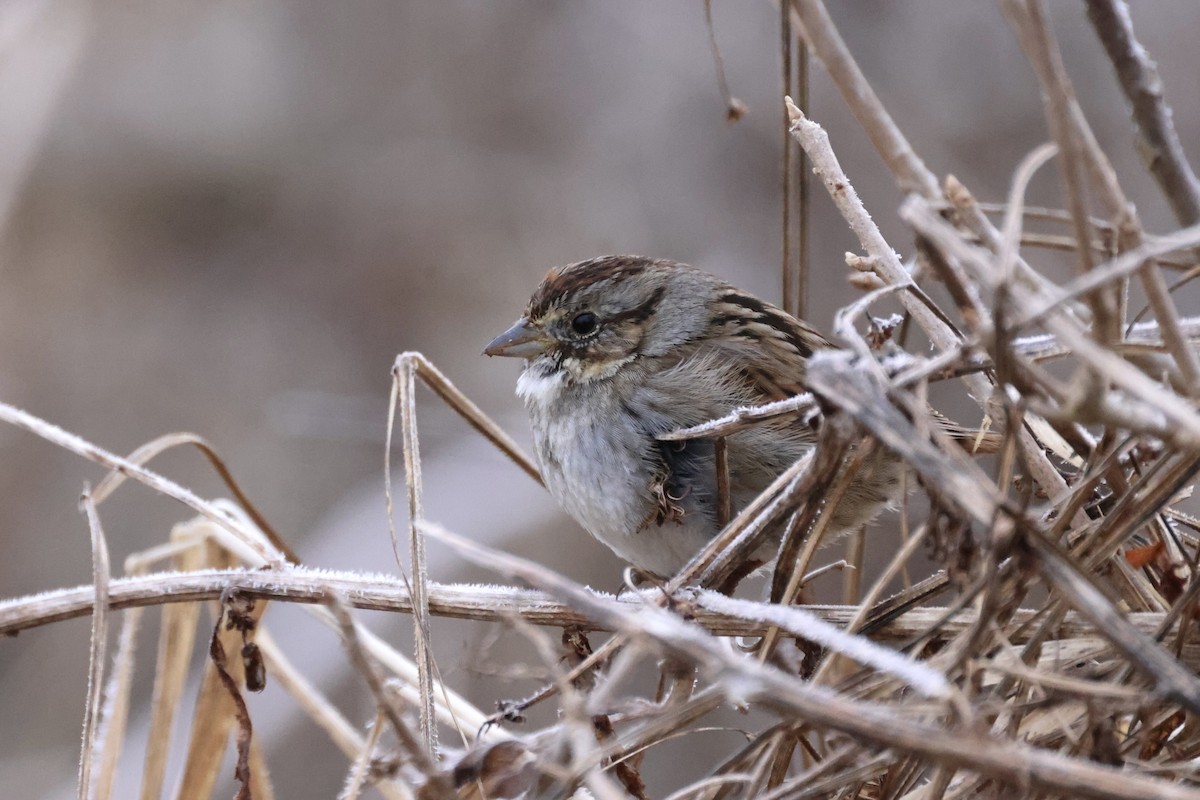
[483, 317, 548, 358]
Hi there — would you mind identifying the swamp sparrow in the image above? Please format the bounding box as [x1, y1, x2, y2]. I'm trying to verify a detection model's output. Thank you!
[484, 256, 905, 577]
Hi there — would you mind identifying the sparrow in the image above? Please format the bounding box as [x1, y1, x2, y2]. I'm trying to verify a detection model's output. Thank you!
[484, 255, 904, 577]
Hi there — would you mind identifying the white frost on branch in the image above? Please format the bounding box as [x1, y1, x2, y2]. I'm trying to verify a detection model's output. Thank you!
[694, 589, 950, 698]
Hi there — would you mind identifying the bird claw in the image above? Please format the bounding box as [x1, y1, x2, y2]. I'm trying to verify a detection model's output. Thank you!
[639, 473, 687, 530]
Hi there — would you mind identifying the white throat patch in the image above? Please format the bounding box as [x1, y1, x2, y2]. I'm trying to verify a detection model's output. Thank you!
[516, 366, 566, 406]
[516, 354, 636, 406]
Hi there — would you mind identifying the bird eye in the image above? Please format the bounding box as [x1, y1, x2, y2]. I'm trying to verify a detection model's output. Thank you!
[570, 312, 598, 336]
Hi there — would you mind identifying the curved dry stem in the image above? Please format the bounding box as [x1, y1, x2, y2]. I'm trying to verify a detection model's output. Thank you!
[91, 431, 297, 564]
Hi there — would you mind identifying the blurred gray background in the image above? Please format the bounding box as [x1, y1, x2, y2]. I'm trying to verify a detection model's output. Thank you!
[2, 1, 1199, 797]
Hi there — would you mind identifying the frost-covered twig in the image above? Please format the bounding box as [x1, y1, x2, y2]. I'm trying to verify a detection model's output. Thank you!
[0, 402, 286, 567]
[10, 567, 1193, 654]
[423, 520, 1200, 800]
[77, 491, 110, 800]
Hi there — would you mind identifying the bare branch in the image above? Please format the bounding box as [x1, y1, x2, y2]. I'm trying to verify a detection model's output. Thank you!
[1085, 0, 1200, 225]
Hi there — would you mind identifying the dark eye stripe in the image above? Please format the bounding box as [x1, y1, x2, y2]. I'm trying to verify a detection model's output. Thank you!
[607, 286, 665, 325]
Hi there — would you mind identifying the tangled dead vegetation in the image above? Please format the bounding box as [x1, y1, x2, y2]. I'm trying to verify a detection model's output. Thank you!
[6, 1, 1200, 798]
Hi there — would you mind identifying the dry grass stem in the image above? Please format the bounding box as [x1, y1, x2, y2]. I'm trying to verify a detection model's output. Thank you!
[325, 593, 448, 792]
[77, 490, 111, 800]
[0, 402, 287, 567]
[389, 353, 438, 753]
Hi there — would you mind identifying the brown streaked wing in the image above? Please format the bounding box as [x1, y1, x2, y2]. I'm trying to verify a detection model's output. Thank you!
[704, 288, 835, 401]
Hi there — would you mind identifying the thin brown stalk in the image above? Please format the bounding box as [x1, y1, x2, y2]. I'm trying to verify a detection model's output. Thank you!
[714, 436, 731, 528]
[788, 0, 939, 197]
[903, 195, 1200, 450]
[91, 602, 140, 800]
[90, 431, 297, 564]
[702, 0, 746, 122]
[325, 593, 447, 789]
[340, 711, 386, 800]
[998, 143, 1060, 287]
[780, 2, 808, 319]
[1013, 221, 1200, 330]
[389, 354, 437, 752]
[1085, 0, 1200, 225]
[809, 523, 931, 690]
[1004, 0, 1117, 340]
[1006, 0, 1200, 390]
[256, 631, 413, 800]
[139, 529, 208, 800]
[78, 490, 111, 800]
[1028, 530, 1200, 716]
